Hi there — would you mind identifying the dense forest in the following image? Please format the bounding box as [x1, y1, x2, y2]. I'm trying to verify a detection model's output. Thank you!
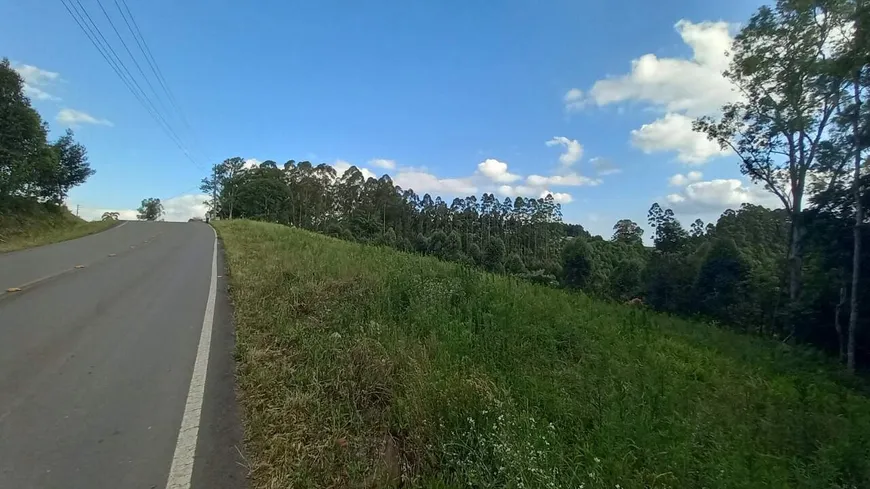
[0, 59, 95, 212]
[202, 0, 870, 371]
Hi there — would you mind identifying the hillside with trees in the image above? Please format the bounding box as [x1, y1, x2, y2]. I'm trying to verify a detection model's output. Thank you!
[202, 0, 869, 372]
[204, 153, 869, 368]
[0, 58, 103, 249]
[216, 218, 870, 488]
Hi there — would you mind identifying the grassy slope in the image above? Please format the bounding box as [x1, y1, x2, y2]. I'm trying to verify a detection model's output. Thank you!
[216, 220, 870, 489]
[0, 204, 115, 252]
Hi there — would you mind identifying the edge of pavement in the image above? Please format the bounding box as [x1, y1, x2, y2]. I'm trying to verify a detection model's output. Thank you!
[190, 225, 248, 489]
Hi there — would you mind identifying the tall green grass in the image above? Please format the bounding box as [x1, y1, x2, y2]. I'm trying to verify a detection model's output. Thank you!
[216, 220, 870, 489]
[0, 203, 115, 252]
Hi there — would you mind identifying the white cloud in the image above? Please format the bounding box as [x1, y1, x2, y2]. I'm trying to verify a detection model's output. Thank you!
[342, 154, 603, 202]
[666, 193, 686, 204]
[72, 193, 211, 222]
[676, 19, 733, 72]
[497, 185, 536, 197]
[586, 20, 737, 117]
[526, 173, 601, 187]
[56, 108, 113, 127]
[541, 191, 573, 204]
[668, 171, 703, 186]
[369, 158, 396, 169]
[162, 194, 211, 221]
[333, 160, 378, 180]
[393, 171, 477, 195]
[74, 206, 138, 222]
[579, 20, 742, 165]
[669, 174, 689, 186]
[14, 64, 59, 85]
[545, 137, 583, 166]
[24, 85, 59, 101]
[525, 175, 549, 186]
[13, 63, 61, 101]
[496, 185, 573, 204]
[563, 88, 584, 111]
[476, 158, 521, 183]
[243, 158, 261, 169]
[630, 113, 727, 164]
[666, 178, 780, 212]
[590, 157, 621, 176]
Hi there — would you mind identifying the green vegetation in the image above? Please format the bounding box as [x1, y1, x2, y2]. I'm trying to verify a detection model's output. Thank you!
[199, 159, 869, 370]
[137, 197, 164, 221]
[200, 0, 870, 371]
[0, 202, 115, 252]
[1, 58, 95, 208]
[1, 57, 98, 251]
[217, 219, 870, 489]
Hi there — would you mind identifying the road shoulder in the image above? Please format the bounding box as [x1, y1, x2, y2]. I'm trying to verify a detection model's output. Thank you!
[191, 233, 248, 489]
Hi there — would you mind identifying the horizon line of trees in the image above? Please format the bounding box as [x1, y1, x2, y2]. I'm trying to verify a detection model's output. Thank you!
[202, 157, 568, 279]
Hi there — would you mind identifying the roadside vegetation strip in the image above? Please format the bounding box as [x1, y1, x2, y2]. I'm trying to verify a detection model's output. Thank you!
[0, 204, 118, 253]
[0, 219, 116, 252]
[216, 219, 870, 489]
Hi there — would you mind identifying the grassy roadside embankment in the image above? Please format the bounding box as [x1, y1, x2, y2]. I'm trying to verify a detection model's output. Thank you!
[216, 219, 870, 489]
[0, 204, 116, 252]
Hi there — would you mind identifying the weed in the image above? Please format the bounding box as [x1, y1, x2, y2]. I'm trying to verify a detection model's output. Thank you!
[0, 204, 115, 252]
[217, 220, 870, 489]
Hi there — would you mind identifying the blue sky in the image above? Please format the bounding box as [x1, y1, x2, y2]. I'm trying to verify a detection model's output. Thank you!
[1, 0, 774, 237]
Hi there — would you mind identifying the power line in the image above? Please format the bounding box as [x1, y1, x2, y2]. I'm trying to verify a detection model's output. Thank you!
[94, 0, 172, 120]
[114, 0, 203, 152]
[112, 0, 209, 162]
[59, 0, 205, 170]
[70, 0, 200, 168]
[63, 0, 194, 163]
[66, 0, 156, 117]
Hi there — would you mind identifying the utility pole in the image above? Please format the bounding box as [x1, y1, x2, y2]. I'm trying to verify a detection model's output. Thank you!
[76, 204, 80, 217]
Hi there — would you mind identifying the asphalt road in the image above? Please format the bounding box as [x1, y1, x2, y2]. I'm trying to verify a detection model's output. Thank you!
[0, 221, 245, 489]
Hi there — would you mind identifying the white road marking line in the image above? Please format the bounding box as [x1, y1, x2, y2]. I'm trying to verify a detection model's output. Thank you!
[165, 227, 218, 489]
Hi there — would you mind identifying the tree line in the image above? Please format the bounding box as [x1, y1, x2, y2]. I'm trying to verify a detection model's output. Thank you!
[201, 157, 567, 280]
[201, 0, 869, 372]
[0, 59, 94, 212]
[200, 156, 869, 370]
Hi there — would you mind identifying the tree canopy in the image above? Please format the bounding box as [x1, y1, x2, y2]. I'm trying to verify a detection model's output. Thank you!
[0, 58, 94, 209]
[137, 198, 164, 221]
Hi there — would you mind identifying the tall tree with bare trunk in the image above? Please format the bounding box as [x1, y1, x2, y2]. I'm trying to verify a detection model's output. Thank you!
[695, 0, 853, 335]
